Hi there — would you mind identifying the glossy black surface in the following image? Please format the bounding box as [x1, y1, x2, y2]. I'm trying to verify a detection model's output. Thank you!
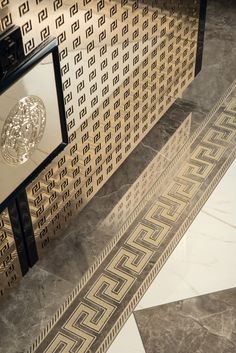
[16, 190, 38, 268]
[0, 26, 24, 79]
[8, 200, 28, 276]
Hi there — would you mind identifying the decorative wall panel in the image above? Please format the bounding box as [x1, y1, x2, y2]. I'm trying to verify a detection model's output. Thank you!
[0, 208, 24, 297]
[0, 1, 204, 268]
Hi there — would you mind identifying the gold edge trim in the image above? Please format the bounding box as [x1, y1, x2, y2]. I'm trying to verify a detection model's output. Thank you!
[27, 80, 236, 353]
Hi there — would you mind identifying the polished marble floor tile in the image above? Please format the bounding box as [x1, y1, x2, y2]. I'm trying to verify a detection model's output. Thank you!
[202, 159, 236, 227]
[0, 267, 74, 353]
[136, 166, 236, 311]
[184, 1, 236, 113]
[107, 315, 145, 353]
[135, 287, 236, 353]
[108, 159, 236, 353]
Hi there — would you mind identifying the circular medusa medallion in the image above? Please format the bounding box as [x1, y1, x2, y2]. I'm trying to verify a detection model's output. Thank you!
[0, 96, 46, 165]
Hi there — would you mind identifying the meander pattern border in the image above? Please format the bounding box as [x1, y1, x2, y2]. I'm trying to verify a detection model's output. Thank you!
[27, 81, 236, 353]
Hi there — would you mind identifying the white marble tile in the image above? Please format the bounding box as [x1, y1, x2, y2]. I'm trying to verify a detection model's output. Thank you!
[136, 211, 236, 310]
[107, 314, 145, 353]
[202, 159, 236, 227]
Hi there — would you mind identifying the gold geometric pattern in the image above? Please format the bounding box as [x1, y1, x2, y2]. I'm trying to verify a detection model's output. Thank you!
[0, 209, 22, 297]
[0, 0, 200, 256]
[30, 82, 236, 353]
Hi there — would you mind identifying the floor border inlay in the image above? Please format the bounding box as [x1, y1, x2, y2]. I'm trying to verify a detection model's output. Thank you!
[29, 80, 236, 353]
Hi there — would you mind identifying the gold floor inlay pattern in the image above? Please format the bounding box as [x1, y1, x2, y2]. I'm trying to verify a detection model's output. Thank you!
[27, 81, 236, 353]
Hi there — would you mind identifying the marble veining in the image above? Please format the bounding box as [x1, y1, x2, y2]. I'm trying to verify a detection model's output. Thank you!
[0, 267, 73, 353]
[135, 288, 236, 353]
[136, 190, 236, 310]
[29, 79, 236, 353]
[202, 161, 236, 228]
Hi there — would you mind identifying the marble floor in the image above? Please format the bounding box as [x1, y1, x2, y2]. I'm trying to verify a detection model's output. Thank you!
[135, 288, 236, 353]
[108, 158, 236, 353]
[0, 0, 236, 352]
[20, 85, 235, 353]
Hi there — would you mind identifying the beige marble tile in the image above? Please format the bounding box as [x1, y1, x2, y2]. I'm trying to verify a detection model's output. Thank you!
[107, 315, 145, 353]
[202, 159, 236, 227]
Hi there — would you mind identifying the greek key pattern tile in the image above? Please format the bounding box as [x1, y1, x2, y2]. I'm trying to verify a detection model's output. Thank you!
[29, 83, 236, 353]
[0, 0, 200, 255]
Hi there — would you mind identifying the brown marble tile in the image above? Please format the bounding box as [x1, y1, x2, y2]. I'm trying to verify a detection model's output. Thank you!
[183, 0, 236, 112]
[134, 288, 236, 353]
[0, 266, 73, 353]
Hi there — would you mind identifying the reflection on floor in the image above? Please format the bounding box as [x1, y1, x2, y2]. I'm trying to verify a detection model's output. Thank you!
[0, 0, 236, 352]
[108, 159, 236, 353]
[24, 81, 236, 353]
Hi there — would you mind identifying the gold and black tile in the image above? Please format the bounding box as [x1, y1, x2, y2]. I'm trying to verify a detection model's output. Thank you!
[0, 0, 201, 265]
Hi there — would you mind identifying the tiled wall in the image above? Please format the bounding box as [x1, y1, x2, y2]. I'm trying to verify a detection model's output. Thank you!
[0, 0, 201, 291]
[0, 209, 22, 296]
